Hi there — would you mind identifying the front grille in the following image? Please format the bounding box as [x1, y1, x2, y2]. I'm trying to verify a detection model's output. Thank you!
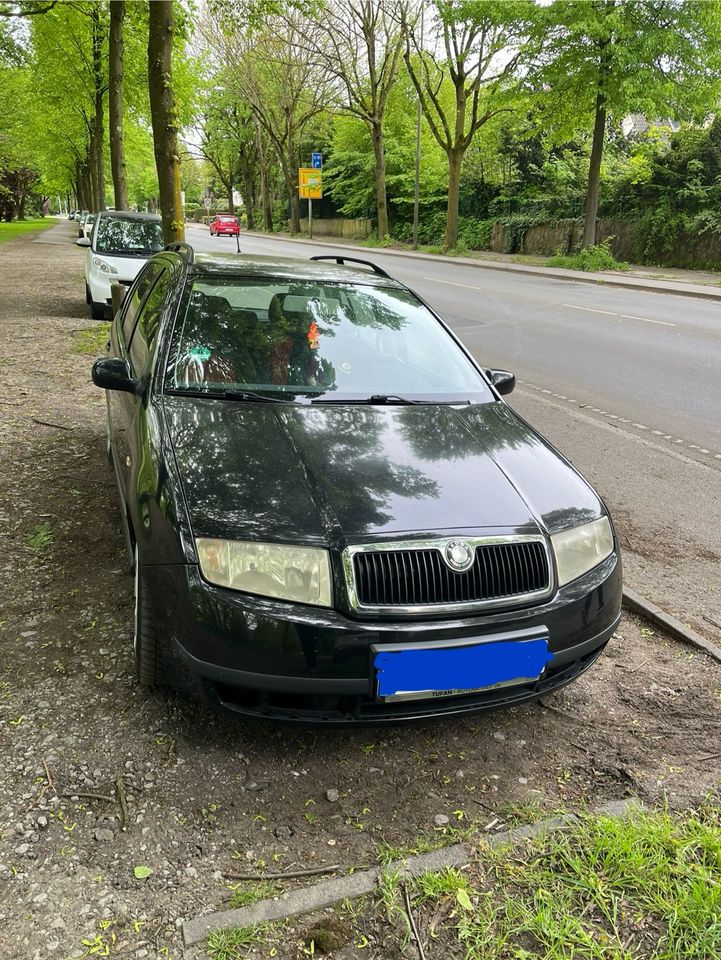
[351, 540, 550, 610]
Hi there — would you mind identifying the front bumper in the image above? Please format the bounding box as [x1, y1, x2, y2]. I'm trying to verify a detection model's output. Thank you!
[87, 270, 135, 306]
[145, 551, 621, 723]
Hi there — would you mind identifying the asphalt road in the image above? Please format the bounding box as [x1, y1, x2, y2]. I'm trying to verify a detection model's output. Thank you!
[186, 224, 721, 639]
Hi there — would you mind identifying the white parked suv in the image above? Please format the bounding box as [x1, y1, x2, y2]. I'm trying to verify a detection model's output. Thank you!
[78, 211, 164, 319]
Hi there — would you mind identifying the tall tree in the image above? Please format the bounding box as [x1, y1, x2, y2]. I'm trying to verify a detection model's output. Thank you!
[403, 0, 535, 250]
[147, 0, 184, 242]
[300, 0, 406, 239]
[90, 3, 106, 211]
[205, 7, 332, 234]
[539, 0, 721, 248]
[29, 2, 108, 210]
[108, 0, 128, 210]
[191, 86, 243, 213]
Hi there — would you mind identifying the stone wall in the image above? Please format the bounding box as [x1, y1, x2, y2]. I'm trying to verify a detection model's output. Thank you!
[490, 216, 721, 267]
[298, 217, 373, 239]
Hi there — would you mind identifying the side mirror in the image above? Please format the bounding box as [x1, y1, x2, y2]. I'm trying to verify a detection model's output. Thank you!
[76, 236, 91, 247]
[486, 369, 516, 396]
[91, 357, 140, 395]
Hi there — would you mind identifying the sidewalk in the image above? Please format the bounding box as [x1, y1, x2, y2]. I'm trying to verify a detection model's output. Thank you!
[233, 228, 721, 302]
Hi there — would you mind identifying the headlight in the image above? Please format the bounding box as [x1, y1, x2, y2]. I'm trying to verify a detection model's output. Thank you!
[92, 257, 118, 275]
[551, 516, 614, 586]
[196, 538, 332, 607]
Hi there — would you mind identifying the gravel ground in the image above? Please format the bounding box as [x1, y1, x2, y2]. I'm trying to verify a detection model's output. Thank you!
[1, 222, 719, 960]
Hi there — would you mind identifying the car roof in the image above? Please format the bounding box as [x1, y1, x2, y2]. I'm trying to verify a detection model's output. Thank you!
[184, 251, 403, 288]
[97, 209, 162, 222]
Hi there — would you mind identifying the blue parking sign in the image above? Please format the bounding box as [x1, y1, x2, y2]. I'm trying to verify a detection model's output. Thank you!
[311, 152, 323, 169]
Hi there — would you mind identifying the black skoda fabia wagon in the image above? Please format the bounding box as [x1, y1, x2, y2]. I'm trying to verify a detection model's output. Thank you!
[92, 245, 621, 723]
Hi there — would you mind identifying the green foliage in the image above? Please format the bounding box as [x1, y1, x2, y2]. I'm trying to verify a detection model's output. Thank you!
[549, 238, 629, 272]
[24, 523, 53, 553]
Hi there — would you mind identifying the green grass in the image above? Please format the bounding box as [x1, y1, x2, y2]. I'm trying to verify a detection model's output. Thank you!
[206, 924, 268, 960]
[228, 879, 279, 909]
[548, 238, 629, 272]
[24, 522, 53, 553]
[72, 322, 110, 356]
[0, 218, 52, 244]
[458, 802, 721, 959]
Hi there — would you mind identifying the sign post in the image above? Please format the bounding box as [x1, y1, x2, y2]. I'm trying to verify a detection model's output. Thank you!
[299, 167, 323, 240]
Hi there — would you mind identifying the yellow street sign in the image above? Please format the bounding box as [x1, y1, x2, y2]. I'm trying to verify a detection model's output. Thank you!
[299, 167, 323, 200]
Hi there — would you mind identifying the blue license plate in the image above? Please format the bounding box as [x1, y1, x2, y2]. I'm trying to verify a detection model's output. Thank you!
[373, 636, 553, 702]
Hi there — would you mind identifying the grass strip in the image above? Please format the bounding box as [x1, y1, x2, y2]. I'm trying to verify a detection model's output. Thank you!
[72, 322, 110, 356]
[0, 218, 53, 244]
[458, 800, 721, 959]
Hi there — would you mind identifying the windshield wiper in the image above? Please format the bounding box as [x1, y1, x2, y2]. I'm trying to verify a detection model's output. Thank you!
[165, 388, 291, 403]
[311, 394, 469, 406]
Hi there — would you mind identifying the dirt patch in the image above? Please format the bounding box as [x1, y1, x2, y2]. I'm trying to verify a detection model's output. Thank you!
[1, 224, 720, 960]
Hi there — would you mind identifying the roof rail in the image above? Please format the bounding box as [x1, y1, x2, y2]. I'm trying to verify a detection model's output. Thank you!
[309, 255, 392, 280]
[164, 241, 195, 263]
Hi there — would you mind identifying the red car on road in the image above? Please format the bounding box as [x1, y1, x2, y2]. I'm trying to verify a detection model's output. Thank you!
[209, 215, 240, 237]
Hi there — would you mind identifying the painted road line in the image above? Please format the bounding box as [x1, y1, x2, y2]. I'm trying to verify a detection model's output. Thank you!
[519, 379, 721, 465]
[561, 303, 676, 327]
[426, 277, 483, 291]
[561, 303, 618, 317]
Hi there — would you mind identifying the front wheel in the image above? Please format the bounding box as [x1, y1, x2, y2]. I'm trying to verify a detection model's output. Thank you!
[134, 546, 166, 687]
[91, 301, 105, 321]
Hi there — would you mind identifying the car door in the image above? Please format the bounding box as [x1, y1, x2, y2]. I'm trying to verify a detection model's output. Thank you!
[107, 260, 167, 501]
[118, 266, 173, 524]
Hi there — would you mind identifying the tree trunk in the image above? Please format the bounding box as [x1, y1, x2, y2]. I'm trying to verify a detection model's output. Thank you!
[92, 8, 106, 210]
[582, 86, 607, 248]
[109, 0, 128, 211]
[148, 0, 184, 243]
[444, 149, 462, 250]
[227, 186, 235, 214]
[254, 123, 272, 231]
[288, 181, 300, 235]
[87, 136, 99, 210]
[371, 119, 389, 239]
[243, 171, 255, 230]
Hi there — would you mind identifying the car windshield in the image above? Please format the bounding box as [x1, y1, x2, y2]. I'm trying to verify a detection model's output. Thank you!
[94, 216, 164, 256]
[164, 278, 491, 403]
[218, 216, 236, 222]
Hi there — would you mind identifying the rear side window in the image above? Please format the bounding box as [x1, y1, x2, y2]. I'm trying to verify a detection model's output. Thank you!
[128, 270, 171, 377]
[121, 261, 166, 346]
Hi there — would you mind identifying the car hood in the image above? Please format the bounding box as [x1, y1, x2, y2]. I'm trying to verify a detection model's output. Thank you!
[164, 397, 604, 546]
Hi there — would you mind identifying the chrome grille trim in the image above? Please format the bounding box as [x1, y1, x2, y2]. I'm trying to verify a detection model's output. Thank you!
[343, 535, 554, 615]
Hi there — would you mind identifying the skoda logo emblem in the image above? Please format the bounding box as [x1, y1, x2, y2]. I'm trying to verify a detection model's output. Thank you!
[444, 539, 474, 573]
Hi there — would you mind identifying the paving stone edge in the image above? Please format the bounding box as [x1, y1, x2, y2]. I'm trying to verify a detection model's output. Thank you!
[182, 798, 641, 949]
[622, 587, 721, 664]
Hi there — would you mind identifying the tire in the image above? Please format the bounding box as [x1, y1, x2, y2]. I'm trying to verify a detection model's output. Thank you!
[85, 283, 92, 305]
[91, 301, 105, 321]
[134, 546, 166, 687]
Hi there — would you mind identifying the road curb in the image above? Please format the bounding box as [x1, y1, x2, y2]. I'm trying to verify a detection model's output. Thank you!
[223, 229, 721, 303]
[622, 587, 721, 663]
[182, 798, 640, 948]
